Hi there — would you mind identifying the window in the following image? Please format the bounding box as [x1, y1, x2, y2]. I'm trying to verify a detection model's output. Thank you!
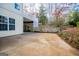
[15, 3, 20, 10]
[0, 15, 15, 31]
[9, 18, 15, 30]
[0, 15, 8, 31]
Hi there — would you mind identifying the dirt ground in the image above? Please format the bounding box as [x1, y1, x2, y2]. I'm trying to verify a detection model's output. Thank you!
[0, 32, 79, 56]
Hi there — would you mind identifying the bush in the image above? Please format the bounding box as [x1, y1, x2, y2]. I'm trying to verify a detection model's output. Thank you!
[76, 22, 79, 28]
[68, 20, 76, 26]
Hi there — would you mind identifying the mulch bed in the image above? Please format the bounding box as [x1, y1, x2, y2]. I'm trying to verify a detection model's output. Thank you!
[58, 27, 79, 50]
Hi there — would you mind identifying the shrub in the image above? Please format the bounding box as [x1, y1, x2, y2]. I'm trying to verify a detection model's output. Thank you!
[68, 20, 76, 26]
[76, 22, 79, 28]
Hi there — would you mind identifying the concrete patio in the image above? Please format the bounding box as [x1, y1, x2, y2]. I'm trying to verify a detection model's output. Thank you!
[0, 32, 79, 56]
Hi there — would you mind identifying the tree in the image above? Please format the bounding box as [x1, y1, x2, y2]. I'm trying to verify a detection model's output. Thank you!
[68, 11, 79, 26]
[38, 4, 48, 25]
[53, 7, 65, 28]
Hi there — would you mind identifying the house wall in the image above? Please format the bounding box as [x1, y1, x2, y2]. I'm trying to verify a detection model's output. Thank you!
[0, 3, 23, 37]
[22, 3, 39, 28]
[0, 3, 23, 15]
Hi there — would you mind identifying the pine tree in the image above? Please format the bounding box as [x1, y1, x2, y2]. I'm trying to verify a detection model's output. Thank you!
[38, 4, 48, 25]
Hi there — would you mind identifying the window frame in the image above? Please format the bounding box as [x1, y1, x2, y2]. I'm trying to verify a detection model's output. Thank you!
[0, 15, 8, 31]
[9, 17, 15, 31]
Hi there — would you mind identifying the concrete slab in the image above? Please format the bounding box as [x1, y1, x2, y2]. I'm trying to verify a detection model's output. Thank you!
[0, 33, 79, 56]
